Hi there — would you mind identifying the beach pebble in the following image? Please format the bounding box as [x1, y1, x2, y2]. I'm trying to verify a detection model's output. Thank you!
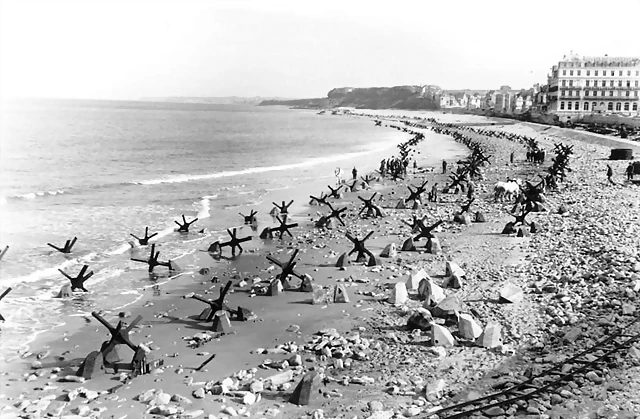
[222, 406, 238, 416]
[242, 392, 257, 405]
[192, 388, 206, 399]
[171, 394, 193, 404]
[286, 324, 300, 332]
[150, 405, 180, 416]
[71, 405, 92, 416]
[249, 380, 264, 393]
[183, 410, 206, 418]
[402, 406, 422, 417]
[369, 401, 384, 412]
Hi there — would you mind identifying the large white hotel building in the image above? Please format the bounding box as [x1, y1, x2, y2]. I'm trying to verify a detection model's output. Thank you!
[546, 53, 640, 119]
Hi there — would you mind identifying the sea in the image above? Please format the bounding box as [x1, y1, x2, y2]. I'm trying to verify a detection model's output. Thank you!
[0, 98, 466, 361]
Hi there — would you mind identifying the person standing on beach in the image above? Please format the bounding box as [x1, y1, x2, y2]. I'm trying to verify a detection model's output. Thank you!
[431, 183, 438, 202]
[510, 151, 515, 164]
[413, 160, 417, 174]
[334, 167, 343, 186]
[626, 162, 634, 181]
[442, 160, 447, 174]
[352, 167, 358, 180]
[607, 164, 615, 185]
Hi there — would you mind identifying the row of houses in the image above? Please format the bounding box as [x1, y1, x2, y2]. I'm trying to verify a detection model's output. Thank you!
[436, 87, 535, 114]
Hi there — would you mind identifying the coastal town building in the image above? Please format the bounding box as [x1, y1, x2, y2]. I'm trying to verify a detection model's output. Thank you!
[546, 52, 640, 120]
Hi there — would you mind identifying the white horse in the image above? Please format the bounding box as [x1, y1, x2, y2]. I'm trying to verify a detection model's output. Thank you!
[494, 179, 522, 202]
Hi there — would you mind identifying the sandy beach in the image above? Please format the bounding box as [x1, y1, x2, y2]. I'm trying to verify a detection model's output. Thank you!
[2, 112, 640, 419]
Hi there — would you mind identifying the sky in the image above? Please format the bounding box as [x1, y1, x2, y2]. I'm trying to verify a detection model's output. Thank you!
[1, 0, 639, 100]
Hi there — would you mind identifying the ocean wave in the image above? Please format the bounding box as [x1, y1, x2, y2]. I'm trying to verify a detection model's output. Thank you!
[3, 251, 99, 288]
[1, 189, 66, 203]
[130, 145, 393, 186]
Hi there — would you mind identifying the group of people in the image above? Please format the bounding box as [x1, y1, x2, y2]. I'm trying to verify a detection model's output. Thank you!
[604, 162, 637, 185]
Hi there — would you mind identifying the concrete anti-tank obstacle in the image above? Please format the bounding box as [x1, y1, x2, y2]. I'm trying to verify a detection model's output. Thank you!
[405, 180, 429, 204]
[380, 243, 397, 258]
[0, 287, 11, 321]
[414, 219, 444, 244]
[272, 200, 294, 216]
[208, 228, 252, 257]
[418, 278, 445, 306]
[358, 193, 384, 218]
[474, 211, 486, 223]
[426, 236, 441, 254]
[129, 227, 157, 246]
[268, 278, 284, 296]
[269, 216, 299, 239]
[131, 243, 177, 273]
[211, 310, 233, 334]
[345, 231, 377, 266]
[309, 193, 329, 206]
[401, 237, 416, 251]
[289, 371, 321, 406]
[0, 245, 8, 261]
[91, 311, 150, 372]
[458, 313, 483, 340]
[47, 237, 77, 254]
[389, 282, 408, 305]
[266, 249, 308, 289]
[333, 284, 349, 303]
[322, 202, 347, 227]
[406, 268, 428, 291]
[192, 280, 233, 321]
[239, 209, 258, 225]
[175, 215, 198, 232]
[58, 264, 94, 292]
[499, 283, 524, 304]
[326, 185, 343, 199]
[477, 322, 502, 348]
[76, 350, 106, 380]
[432, 324, 455, 346]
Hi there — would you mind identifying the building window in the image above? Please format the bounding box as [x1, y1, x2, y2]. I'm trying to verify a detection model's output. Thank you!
[586, 80, 590, 87]
[608, 102, 613, 111]
[569, 91, 572, 96]
[584, 102, 589, 111]
[592, 101, 597, 110]
[587, 70, 591, 76]
[575, 101, 579, 110]
[563, 70, 566, 76]
[611, 71, 615, 76]
[585, 91, 589, 97]
[626, 91, 630, 96]
[637, 71, 639, 76]
[562, 80, 566, 87]
[635, 91, 638, 97]
[636, 81, 639, 87]
[619, 70, 623, 76]
[624, 102, 630, 111]
[595, 70, 599, 76]
[570, 70, 574, 76]
[560, 101, 565, 110]
[610, 91, 614, 96]
[567, 102, 572, 110]
[634, 102, 638, 111]
[628, 71, 631, 76]
[616, 102, 622, 111]
[569, 80, 573, 87]
[602, 80, 606, 87]
[618, 80, 623, 87]
[577, 70, 581, 76]
[627, 81, 631, 87]
[610, 80, 614, 87]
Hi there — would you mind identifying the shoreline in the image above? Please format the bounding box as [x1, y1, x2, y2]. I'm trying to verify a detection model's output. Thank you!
[3, 112, 640, 418]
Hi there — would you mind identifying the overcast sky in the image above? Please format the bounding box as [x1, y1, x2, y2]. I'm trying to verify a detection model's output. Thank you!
[1, 0, 639, 100]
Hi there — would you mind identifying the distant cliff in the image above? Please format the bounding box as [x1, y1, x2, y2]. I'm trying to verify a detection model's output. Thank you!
[259, 85, 442, 110]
